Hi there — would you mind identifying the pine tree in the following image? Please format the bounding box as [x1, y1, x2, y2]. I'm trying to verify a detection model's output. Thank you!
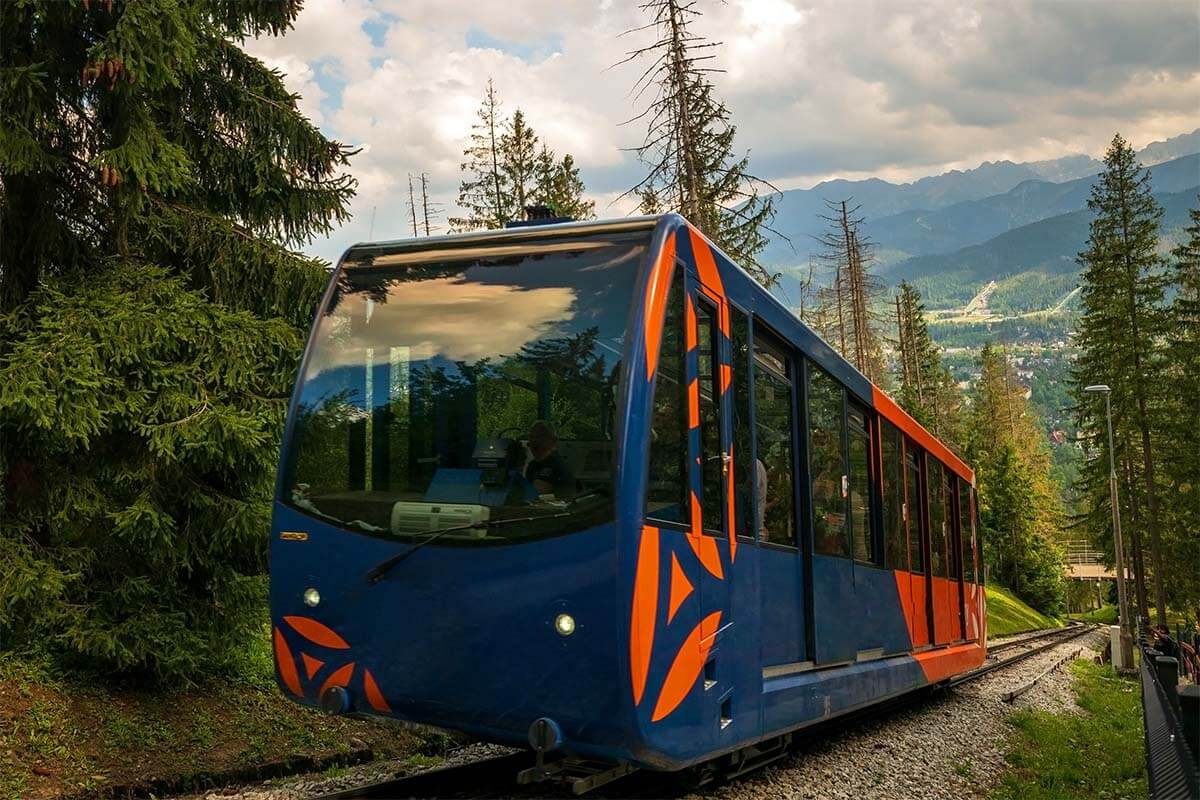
[0, 0, 351, 680]
[1161, 204, 1200, 619]
[500, 109, 539, 215]
[1070, 133, 1170, 625]
[622, 0, 778, 285]
[535, 147, 595, 220]
[451, 80, 509, 231]
[892, 282, 965, 452]
[969, 344, 1066, 614]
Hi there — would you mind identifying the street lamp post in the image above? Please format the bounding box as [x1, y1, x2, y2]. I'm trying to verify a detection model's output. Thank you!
[1084, 384, 1134, 671]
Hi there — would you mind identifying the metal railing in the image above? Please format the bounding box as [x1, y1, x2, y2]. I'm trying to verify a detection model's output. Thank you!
[1138, 626, 1199, 799]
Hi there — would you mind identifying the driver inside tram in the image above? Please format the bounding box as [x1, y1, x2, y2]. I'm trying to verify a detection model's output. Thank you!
[524, 420, 577, 500]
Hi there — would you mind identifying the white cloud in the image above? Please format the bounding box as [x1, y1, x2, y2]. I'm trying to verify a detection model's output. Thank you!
[244, 0, 1200, 262]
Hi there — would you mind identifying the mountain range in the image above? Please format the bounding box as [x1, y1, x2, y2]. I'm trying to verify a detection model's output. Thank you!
[764, 129, 1200, 313]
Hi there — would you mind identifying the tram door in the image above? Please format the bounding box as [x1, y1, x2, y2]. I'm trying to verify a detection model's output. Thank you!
[904, 442, 932, 648]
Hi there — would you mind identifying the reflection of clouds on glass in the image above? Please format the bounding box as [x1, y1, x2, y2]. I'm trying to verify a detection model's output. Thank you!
[307, 277, 578, 374]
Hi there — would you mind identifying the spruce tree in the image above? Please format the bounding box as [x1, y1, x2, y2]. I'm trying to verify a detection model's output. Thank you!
[969, 344, 1066, 614]
[622, 0, 778, 285]
[0, 0, 351, 679]
[500, 109, 539, 215]
[1161, 205, 1200, 619]
[535, 147, 595, 220]
[815, 199, 884, 382]
[451, 79, 509, 231]
[893, 282, 965, 452]
[1070, 133, 1169, 625]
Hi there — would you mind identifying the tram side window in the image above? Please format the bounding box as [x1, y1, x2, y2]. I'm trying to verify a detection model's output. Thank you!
[753, 331, 796, 547]
[808, 366, 849, 557]
[927, 459, 945, 577]
[946, 471, 960, 580]
[881, 422, 905, 569]
[959, 481, 975, 583]
[645, 266, 688, 524]
[905, 448, 923, 573]
[848, 405, 875, 564]
[696, 299, 723, 533]
[730, 306, 753, 538]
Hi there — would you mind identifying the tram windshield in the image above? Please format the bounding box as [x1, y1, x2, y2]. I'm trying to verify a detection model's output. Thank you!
[282, 231, 649, 543]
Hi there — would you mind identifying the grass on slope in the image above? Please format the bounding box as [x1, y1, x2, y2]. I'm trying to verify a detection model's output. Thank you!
[0, 627, 434, 800]
[987, 584, 1060, 637]
[992, 660, 1146, 800]
[1079, 605, 1119, 624]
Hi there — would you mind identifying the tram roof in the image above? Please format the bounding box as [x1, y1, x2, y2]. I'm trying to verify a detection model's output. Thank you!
[340, 215, 663, 268]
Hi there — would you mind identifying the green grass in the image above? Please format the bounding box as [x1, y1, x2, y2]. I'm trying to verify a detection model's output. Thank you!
[1079, 605, 1119, 625]
[992, 660, 1146, 800]
[987, 584, 1061, 637]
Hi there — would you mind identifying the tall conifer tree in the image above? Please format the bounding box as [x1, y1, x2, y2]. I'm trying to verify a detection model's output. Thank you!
[893, 282, 965, 452]
[500, 109, 539, 215]
[1070, 133, 1169, 625]
[451, 80, 509, 231]
[622, 0, 778, 285]
[0, 0, 352, 678]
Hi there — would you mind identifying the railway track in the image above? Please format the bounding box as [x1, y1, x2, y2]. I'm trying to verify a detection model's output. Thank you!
[316, 625, 1101, 800]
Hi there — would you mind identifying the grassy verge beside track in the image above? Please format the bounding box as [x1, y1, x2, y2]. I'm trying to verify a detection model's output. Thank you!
[991, 660, 1146, 800]
[1078, 605, 1119, 624]
[986, 585, 1061, 637]
[0, 627, 431, 800]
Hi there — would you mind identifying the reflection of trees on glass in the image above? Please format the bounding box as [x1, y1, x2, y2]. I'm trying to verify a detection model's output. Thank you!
[283, 233, 647, 542]
[730, 307, 753, 538]
[646, 267, 687, 523]
[906, 449, 923, 572]
[882, 422, 906, 569]
[753, 338, 795, 547]
[696, 301, 723, 533]
[945, 471, 959, 579]
[928, 459, 945, 577]
[848, 407, 872, 563]
[809, 366, 848, 557]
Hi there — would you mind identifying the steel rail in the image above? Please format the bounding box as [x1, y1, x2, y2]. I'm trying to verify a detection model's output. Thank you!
[951, 624, 1098, 687]
[985, 622, 1085, 656]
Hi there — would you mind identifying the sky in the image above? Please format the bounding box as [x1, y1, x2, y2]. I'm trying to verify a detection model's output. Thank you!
[243, 0, 1200, 264]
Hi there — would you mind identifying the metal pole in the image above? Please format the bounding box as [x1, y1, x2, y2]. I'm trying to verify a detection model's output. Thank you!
[1104, 391, 1134, 671]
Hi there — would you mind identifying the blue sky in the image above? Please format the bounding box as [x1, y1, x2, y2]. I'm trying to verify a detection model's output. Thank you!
[243, 0, 1200, 264]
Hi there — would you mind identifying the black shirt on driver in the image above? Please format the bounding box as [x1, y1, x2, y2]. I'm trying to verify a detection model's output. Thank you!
[525, 451, 576, 499]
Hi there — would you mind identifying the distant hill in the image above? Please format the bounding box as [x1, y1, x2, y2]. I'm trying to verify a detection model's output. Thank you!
[882, 187, 1200, 312]
[761, 128, 1200, 270]
[1138, 129, 1200, 166]
[864, 153, 1199, 261]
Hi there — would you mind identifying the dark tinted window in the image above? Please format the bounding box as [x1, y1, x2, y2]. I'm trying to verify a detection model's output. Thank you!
[959, 480, 973, 583]
[696, 298, 723, 533]
[809, 366, 848, 557]
[927, 459, 945, 577]
[284, 233, 646, 543]
[848, 406, 874, 563]
[754, 331, 796, 547]
[906, 448, 923, 572]
[946, 471, 960, 579]
[730, 306, 753, 538]
[881, 421, 905, 569]
[646, 265, 688, 525]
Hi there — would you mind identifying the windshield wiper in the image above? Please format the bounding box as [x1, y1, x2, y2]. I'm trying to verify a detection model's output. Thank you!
[366, 512, 570, 585]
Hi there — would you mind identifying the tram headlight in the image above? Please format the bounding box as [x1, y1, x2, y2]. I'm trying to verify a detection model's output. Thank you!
[554, 613, 576, 637]
[303, 587, 321, 607]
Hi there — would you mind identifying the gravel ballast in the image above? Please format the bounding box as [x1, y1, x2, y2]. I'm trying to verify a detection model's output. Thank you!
[173, 632, 1106, 800]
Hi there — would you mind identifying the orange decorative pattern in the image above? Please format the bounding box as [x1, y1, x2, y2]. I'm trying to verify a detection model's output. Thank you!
[319, 662, 356, 696]
[283, 615, 351, 649]
[363, 668, 392, 713]
[630, 525, 660, 705]
[651, 611, 723, 722]
[273, 626, 303, 697]
[872, 387, 973, 483]
[301, 652, 325, 679]
[643, 234, 678, 380]
[688, 228, 725, 297]
[667, 553, 693, 624]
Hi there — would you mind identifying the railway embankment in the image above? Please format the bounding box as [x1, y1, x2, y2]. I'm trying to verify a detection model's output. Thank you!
[0, 634, 429, 800]
[2, 591, 1072, 800]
